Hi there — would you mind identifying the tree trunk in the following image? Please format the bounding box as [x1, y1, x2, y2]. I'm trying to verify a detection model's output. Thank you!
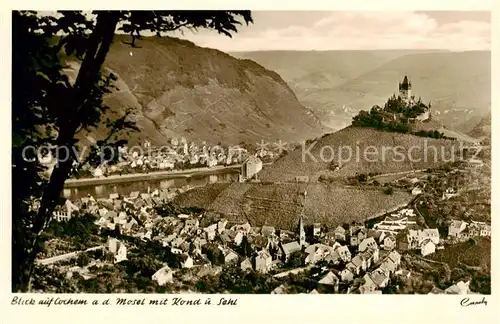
[16, 12, 119, 292]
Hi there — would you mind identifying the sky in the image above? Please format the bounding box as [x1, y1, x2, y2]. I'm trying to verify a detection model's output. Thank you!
[170, 11, 491, 52]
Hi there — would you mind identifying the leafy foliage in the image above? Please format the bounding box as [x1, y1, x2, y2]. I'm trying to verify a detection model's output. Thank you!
[351, 95, 448, 139]
[12, 9, 253, 292]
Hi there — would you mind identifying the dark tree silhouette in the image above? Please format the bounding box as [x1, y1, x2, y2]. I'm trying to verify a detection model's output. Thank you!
[12, 10, 253, 292]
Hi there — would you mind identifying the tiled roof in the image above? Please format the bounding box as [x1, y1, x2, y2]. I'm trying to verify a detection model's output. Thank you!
[351, 255, 364, 267]
[370, 269, 389, 287]
[281, 241, 301, 255]
[318, 271, 339, 285]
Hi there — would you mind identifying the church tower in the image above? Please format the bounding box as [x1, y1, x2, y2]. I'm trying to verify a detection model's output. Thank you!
[299, 215, 306, 248]
[398, 75, 412, 102]
[298, 190, 307, 248]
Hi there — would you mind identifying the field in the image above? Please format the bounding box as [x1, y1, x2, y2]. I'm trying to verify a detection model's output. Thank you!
[430, 237, 491, 270]
[257, 126, 459, 183]
[174, 182, 413, 231]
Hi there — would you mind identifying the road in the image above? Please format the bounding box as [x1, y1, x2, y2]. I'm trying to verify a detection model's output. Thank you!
[35, 245, 105, 266]
[64, 164, 243, 188]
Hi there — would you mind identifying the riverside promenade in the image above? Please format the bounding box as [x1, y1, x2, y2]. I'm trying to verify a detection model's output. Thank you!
[64, 164, 242, 188]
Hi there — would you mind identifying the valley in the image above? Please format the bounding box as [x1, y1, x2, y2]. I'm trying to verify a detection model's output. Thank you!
[233, 50, 491, 133]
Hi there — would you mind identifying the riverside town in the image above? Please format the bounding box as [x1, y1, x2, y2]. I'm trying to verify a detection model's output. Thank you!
[12, 10, 491, 297]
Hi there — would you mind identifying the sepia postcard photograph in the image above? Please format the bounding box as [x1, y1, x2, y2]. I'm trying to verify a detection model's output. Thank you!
[2, 1, 499, 323]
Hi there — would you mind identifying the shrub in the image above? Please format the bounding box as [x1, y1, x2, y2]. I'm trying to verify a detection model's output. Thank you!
[76, 253, 90, 267]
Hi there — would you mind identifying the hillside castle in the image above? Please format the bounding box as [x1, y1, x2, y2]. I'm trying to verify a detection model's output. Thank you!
[398, 76, 431, 121]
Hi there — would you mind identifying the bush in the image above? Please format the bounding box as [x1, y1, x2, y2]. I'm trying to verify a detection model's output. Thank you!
[384, 186, 394, 195]
[287, 251, 305, 268]
[76, 253, 90, 267]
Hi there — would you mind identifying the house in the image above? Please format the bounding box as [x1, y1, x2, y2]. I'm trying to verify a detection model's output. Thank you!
[217, 219, 228, 233]
[304, 244, 331, 265]
[471, 221, 491, 237]
[370, 268, 390, 288]
[340, 269, 354, 282]
[411, 187, 423, 195]
[383, 235, 396, 251]
[223, 249, 239, 264]
[360, 249, 378, 268]
[367, 229, 385, 243]
[346, 255, 366, 275]
[358, 237, 378, 253]
[407, 230, 420, 249]
[312, 223, 321, 237]
[171, 237, 185, 248]
[480, 224, 491, 237]
[240, 155, 263, 181]
[350, 235, 359, 247]
[107, 238, 127, 263]
[255, 250, 272, 273]
[278, 241, 301, 263]
[396, 230, 410, 251]
[324, 250, 341, 265]
[334, 226, 347, 241]
[185, 218, 200, 230]
[309, 289, 319, 294]
[230, 222, 252, 234]
[271, 284, 289, 294]
[129, 191, 140, 199]
[361, 274, 377, 293]
[261, 225, 276, 238]
[93, 166, 104, 178]
[318, 271, 339, 291]
[179, 254, 194, 268]
[336, 246, 352, 263]
[152, 266, 174, 286]
[357, 228, 368, 242]
[421, 228, 440, 245]
[445, 281, 471, 294]
[387, 251, 401, 268]
[448, 220, 468, 238]
[217, 233, 232, 246]
[420, 239, 436, 256]
[234, 232, 244, 246]
[240, 258, 253, 271]
[204, 224, 217, 241]
[53, 199, 81, 222]
[109, 193, 119, 200]
[171, 247, 182, 255]
[395, 269, 411, 279]
[379, 256, 398, 274]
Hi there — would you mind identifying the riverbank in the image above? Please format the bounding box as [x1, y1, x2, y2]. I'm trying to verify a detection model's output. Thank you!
[64, 164, 242, 188]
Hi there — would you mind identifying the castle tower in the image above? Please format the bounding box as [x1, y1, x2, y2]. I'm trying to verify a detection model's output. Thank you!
[398, 75, 412, 102]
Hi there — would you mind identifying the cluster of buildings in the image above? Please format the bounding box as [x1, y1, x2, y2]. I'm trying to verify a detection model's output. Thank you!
[372, 208, 442, 257]
[89, 139, 268, 178]
[48, 160, 489, 294]
[448, 219, 491, 242]
[52, 185, 192, 223]
[88, 137, 279, 180]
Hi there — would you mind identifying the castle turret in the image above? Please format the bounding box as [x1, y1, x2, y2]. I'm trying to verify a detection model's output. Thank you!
[398, 75, 412, 102]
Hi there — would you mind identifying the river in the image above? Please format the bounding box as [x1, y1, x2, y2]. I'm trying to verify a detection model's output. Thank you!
[62, 170, 239, 200]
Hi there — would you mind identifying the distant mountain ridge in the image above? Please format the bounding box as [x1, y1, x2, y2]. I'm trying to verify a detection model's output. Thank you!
[232, 50, 491, 133]
[67, 35, 329, 147]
